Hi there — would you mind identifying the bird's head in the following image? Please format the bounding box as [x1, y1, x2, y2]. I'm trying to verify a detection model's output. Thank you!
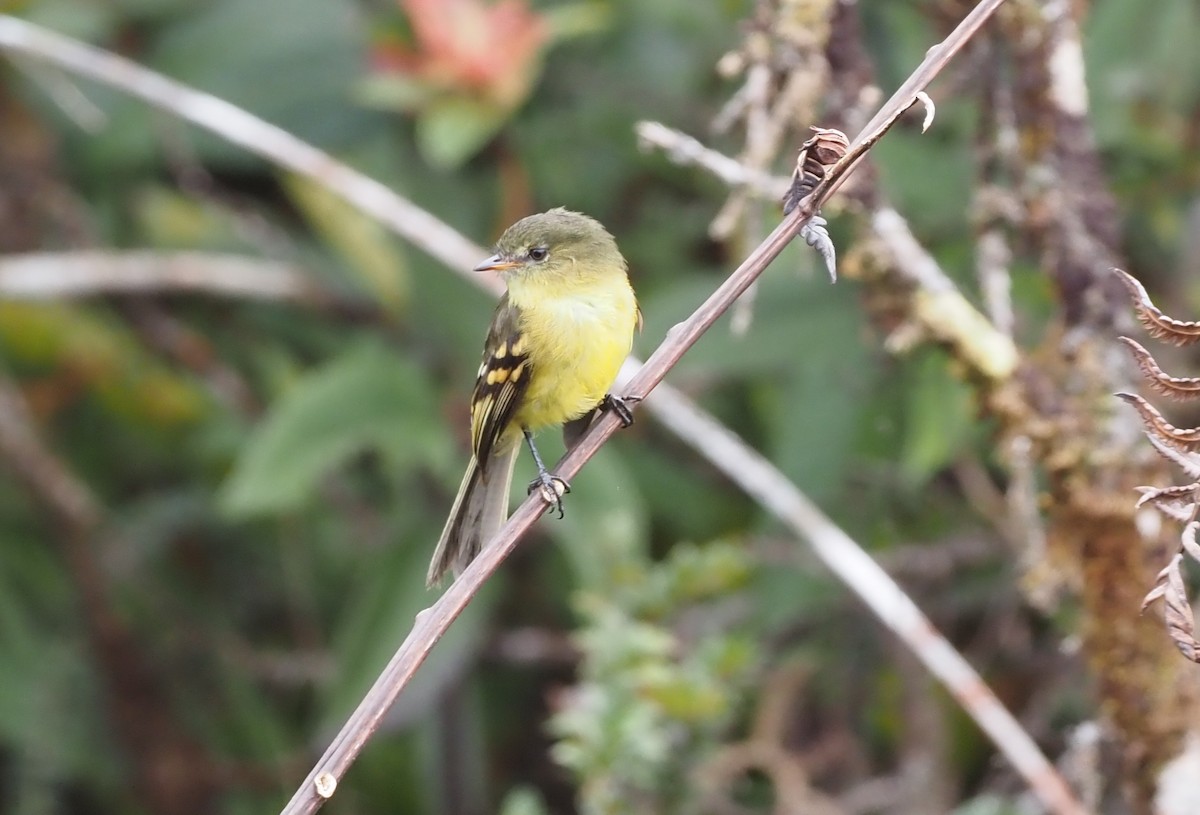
[474, 208, 625, 285]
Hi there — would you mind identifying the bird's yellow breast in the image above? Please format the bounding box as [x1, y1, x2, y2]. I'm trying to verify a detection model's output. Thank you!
[505, 276, 638, 434]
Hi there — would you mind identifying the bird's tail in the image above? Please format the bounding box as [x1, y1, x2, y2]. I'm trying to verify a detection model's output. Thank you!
[426, 445, 519, 587]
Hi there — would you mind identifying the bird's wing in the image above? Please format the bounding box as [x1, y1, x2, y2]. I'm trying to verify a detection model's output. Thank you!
[470, 294, 532, 463]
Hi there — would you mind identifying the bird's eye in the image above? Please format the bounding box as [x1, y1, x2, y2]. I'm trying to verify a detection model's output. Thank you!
[528, 246, 549, 262]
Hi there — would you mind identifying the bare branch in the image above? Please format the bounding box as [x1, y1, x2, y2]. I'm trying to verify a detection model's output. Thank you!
[273, 0, 1070, 810]
[0, 251, 325, 302]
[637, 133, 1017, 383]
[870, 207, 1019, 381]
[634, 120, 789, 200]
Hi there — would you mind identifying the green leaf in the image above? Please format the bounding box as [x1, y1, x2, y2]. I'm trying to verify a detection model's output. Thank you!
[159, 0, 375, 161]
[763, 272, 879, 503]
[219, 342, 445, 516]
[18, 0, 117, 40]
[0, 302, 209, 427]
[898, 349, 975, 488]
[542, 2, 613, 42]
[416, 98, 508, 170]
[500, 787, 551, 815]
[355, 73, 439, 112]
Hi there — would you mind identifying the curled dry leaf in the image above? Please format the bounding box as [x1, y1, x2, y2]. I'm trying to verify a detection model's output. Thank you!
[782, 126, 850, 216]
[1141, 555, 1175, 611]
[1134, 485, 1197, 522]
[1145, 433, 1200, 481]
[1114, 392, 1200, 451]
[1112, 268, 1200, 346]
[783, 128, 848, 281]
[1117, 337, 1200, 399]
[1142, 554, 1200, 663]
[1183, 520, 1200, 563]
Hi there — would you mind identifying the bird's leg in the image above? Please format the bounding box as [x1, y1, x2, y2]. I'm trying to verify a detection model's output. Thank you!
[524, 429, 569, 518]
[600, 393, 640, 428]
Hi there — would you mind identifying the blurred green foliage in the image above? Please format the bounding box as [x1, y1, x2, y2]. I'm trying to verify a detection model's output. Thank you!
[1, 0, 1198, 813]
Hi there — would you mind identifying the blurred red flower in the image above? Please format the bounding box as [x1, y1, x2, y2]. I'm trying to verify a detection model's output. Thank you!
[375, 0, 549, 109]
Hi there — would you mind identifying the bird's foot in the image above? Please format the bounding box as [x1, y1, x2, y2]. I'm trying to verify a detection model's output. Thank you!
[528, 472, 570, 518]
[601, 393, 640, 428]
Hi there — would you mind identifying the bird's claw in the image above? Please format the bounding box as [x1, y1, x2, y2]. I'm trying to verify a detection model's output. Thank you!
[528, 472, 570, 518]
[601, 393, 640, 428]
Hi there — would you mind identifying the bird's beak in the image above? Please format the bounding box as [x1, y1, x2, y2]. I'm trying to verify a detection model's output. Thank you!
[474, 254, 520, 273]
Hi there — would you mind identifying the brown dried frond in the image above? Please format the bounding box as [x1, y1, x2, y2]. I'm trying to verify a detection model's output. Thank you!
[1113, 268, 1200, 346]
[1118, 337, 1200, 399]
[1117, 271, 1200, 662]
[1114, 392, 1200, 451]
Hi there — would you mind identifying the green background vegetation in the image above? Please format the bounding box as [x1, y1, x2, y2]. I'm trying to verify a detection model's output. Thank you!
[2, 0, 1199, 813]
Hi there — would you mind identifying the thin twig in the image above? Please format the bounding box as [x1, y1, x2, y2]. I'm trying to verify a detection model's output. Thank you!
[635, 120, 789, 200]
[870, 207, 1018, 381]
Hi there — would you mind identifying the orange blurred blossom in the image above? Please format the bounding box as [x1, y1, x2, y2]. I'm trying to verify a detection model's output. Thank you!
[376, 0, 549, 109]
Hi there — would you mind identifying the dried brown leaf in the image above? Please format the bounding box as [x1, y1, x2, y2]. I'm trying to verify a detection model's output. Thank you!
[1183, 520, 1200, 563]
[1142, 570, 1169, 611]
[1154, 555, 1200, 662]
[783, 127, 850, 216]
[1145, 434, 1200, 480]
[1118, 336, 1200, 399]
[1114, 392, 1200, 451]
[1135, 485, 1197, 523]
[1134, 484, 1198, 510]
[1113, 268, 1200, 346]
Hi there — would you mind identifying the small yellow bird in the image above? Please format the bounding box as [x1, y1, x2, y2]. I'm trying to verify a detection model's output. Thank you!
[427, 208, 640, 587]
